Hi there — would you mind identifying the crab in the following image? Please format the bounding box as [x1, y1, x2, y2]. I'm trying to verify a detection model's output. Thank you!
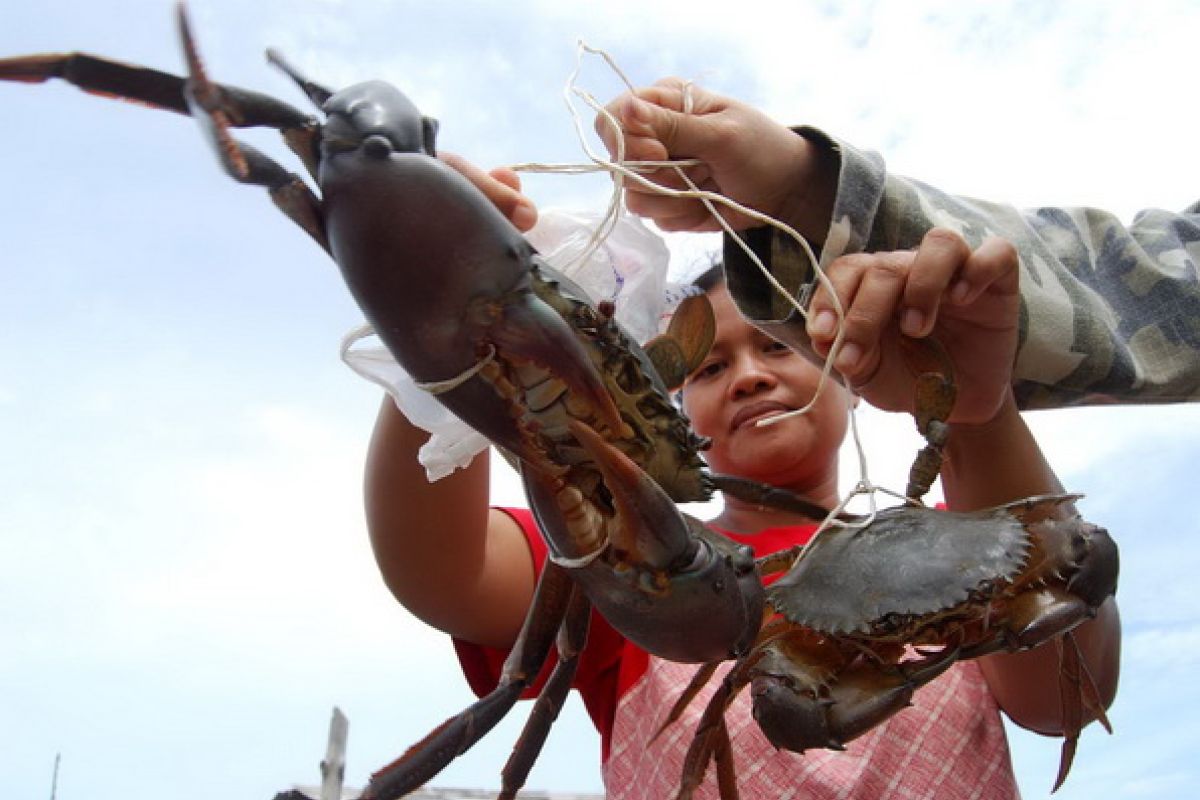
[660, 339, 1119, 800]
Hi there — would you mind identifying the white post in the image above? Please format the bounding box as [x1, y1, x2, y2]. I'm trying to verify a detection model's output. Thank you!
[320, 707, 349, 800]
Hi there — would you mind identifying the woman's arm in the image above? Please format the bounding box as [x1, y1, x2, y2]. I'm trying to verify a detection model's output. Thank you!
[720, 125, 1200, 407]
[594, 79, 1200, 405]
[361, 156, 541, 650]
[804, 227, 1121, 733]
[941, 394, 1121, 734]
[364, 398, 536, 650]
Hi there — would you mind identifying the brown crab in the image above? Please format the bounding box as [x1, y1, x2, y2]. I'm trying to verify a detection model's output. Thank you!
[663, 339, 1119, 800]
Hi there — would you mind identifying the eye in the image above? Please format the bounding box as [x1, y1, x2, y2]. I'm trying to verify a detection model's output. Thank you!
[764, 340, 792, 355]
[691, 360, 724, 381]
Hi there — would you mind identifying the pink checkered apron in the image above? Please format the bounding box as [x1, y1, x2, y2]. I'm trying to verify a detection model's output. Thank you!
[602, 657, 1019, 800]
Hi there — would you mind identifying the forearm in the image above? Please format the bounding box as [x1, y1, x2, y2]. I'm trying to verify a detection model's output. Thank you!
[724, 130, 1200, 406]
[364, 397, 534, 647]
[941, 394, 1120, 733]
[940, 391, 1061, 511]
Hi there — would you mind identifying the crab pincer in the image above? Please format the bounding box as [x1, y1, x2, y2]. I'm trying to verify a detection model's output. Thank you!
[523, 419, 764, 665]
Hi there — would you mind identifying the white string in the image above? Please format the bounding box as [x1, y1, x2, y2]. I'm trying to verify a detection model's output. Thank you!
[546, 542, 608, 569]
[509, 40, 905, 544]
[413, 345, 497, 395]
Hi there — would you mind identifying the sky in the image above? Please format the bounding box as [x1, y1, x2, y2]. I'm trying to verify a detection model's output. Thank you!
[2, 1, 1199, 798]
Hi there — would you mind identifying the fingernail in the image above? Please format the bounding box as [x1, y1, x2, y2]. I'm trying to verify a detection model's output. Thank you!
[950, 280, 971, 304]
[901, 308, 925, 336]
[835, 342, 862, 373]
[809, 309, 836, 337]
[512, 203, 538, 232]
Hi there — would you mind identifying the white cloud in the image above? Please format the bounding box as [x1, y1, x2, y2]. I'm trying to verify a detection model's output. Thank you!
[1125, 625, 1200, 675]
[4, 2, 1199, 798]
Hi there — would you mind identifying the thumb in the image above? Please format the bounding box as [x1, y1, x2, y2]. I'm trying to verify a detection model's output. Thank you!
[620, 95, 706, 158]
[627, 81, 732, 159]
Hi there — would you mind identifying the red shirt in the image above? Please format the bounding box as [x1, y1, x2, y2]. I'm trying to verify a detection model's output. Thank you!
[455, 507, 1018, 799]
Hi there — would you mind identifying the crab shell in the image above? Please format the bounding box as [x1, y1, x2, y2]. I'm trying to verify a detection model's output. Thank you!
[766, 496, 1087, 639]
[523, 263, 714, 504]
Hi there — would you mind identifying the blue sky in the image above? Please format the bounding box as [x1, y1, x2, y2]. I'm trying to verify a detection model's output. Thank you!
[2, 1, 1199, 799]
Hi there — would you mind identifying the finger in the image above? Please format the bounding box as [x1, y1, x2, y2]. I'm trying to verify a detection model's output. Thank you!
[643, 78, 723, 116]
[901, 228, 971, 337]
[440, 151, 538, 231]
[949, 236, 1019, 305]
[602, 87, 731, 162]
[805, 254, 868, 356]
[487, 165, 522, 193]
[830, 252, 913, 378]
[596, 91, 675, 162]
[595, 114, 670, 164]
[623, 160, 712, 196]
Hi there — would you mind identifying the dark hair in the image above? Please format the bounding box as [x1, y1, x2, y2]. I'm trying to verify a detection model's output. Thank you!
[692, 261, 726, 291]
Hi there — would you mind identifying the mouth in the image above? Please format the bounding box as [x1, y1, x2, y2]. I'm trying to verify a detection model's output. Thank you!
[730, 401, 794, 432]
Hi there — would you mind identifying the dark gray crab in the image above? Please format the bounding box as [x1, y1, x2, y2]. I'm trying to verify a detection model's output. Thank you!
[664, 342, 1119, 800]
[670, 496, 1118, 800]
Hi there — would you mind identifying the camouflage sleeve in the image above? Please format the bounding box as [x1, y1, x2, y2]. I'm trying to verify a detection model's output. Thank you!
[723, 127, 1200, 409]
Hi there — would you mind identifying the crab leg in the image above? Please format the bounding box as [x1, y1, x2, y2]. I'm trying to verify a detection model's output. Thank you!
[497, 587, 593, 800]
[0, 51, 194, 110]
[362, 563, 575, 800]
[175, 5, 328, 251]
[676, 657, 758, 800]
[900, 336, 957, 502]
[1050, 630, 1113, 792]
[0, 25, 315, 132]
[751, 642, 961, 753]
[0, 7, 330, 252]
[711, 474, 844, 523]
[653, 660, 724, 743]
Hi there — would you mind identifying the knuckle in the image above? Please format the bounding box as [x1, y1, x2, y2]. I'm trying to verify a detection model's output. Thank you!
[827, 252, 871, 276]
[651, 76, 688, 92]
[623, 192, 654, 216]
[923, 227, 970, 256]
[989, 236, 1020, 267]
[843, 306, 884, 332]
[872, 257, 909, 282]
[706, 117, 742, 150]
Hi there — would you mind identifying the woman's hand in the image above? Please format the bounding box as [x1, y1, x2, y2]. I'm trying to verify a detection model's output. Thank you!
[806, 228, 1021, 425]
[596, 79, 836, 241]
[439, 151, 538, 232]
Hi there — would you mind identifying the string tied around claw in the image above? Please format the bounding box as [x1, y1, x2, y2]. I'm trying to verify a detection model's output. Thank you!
[414, 344, 497, 395]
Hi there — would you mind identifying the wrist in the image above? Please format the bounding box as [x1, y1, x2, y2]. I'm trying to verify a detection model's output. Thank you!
[947, 389, 1018, 434]
[777, 128, 839, 246]
[943, 390, 1022, 467]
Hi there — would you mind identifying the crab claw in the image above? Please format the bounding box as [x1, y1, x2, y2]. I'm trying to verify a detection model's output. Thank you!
[523, 421, 764, 663]
[751, 644, 960, 753]
[490, 296, 632, 441]
[567, 419, 695, 567]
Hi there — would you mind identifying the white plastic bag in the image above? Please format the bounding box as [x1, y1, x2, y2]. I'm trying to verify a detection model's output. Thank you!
[341, 208, 675, 481]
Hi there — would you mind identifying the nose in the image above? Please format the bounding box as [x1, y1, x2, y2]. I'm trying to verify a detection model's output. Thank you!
[727, 352, 777, 400]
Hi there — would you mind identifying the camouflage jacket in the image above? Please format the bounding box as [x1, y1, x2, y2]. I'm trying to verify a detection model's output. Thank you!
[723, 127, 1200, 409]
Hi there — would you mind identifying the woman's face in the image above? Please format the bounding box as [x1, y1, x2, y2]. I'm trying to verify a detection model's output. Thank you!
[680, 285, 849, 487]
